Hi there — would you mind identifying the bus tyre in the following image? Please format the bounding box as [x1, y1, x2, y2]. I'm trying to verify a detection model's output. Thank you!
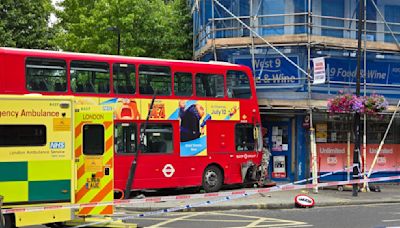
[202, 166, 223, 192]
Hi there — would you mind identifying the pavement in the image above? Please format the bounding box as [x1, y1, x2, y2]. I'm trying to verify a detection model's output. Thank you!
[117, 183, 400, 212]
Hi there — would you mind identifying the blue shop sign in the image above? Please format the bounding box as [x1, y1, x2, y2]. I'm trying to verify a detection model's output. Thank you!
[326, 58, 400, 86]
[233, 56, 301, 87]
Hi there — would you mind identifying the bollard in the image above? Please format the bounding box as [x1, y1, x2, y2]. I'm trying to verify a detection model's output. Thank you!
[0, 195, 4, 228]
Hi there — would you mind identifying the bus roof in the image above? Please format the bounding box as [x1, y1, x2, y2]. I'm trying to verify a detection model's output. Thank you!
[0, 47, 240, 67]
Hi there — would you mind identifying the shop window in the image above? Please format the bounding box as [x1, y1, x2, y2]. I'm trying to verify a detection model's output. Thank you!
[314, 114, 352, 143]
[235, 124, 255, 151]
[314, 114, 400, 144]
[139, 65, 171, 95]
[114, 123, 137, 154]
[113, 63, 136, 94]
[174, 72, 193, 96]
[141, 123, 173, 153]
[365, 116, 398, 144]
[26, 58, 67, 92]
[0, 125, 46, 146]
[195, 73, 224, 98]
[226, 70, 251, 99]
[83, 124, 104, 155]
[70, 61, 110, 94]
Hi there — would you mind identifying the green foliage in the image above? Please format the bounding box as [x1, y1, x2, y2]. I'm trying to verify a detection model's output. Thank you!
[54, 0, 192, 59]
[0, 0, 55, 49]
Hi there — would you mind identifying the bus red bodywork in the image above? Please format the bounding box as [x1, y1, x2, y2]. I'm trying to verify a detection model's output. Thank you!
[0, 47, 263, 193]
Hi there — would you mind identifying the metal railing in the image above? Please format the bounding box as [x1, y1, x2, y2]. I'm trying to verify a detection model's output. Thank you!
[194, 12, 400, 51]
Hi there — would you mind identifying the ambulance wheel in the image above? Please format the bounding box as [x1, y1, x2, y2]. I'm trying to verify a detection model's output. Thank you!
[3, 214, 15, 228]
[202, 165, 223, 192]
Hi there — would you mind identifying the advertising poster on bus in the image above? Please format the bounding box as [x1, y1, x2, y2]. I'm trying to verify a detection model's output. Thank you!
[168, 100, 240, 157]
[99, 98, 239, 157]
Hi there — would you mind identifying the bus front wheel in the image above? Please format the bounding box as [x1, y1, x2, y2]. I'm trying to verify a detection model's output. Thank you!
[202, 166, 223, 192]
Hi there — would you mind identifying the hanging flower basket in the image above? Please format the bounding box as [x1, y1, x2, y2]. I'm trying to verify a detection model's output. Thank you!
[363, 93, 389, 114]
[327, 92, 388, 114]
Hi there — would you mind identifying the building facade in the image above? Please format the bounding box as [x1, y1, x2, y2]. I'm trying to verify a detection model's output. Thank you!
[192, 0, 400, 182]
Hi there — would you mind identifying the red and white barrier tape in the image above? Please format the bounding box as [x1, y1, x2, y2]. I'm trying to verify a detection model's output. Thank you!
[3, 174, 400, 215]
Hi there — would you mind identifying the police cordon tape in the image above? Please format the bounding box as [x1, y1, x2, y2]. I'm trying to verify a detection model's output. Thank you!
[1, 166, 395, 215]
[2, 165, 354, 214]
[73, 174, 400, 228]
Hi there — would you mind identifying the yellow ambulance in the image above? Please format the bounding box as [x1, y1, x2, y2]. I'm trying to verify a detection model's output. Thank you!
[0, 95, 114, 227]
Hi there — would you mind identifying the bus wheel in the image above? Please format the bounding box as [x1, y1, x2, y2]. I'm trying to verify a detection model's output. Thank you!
[202, 166, 223, 192]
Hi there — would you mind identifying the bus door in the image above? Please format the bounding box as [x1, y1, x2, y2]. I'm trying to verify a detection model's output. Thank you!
[74, 105, 114, 215]
[113, 121, 138, 191]
[114, 121, 178, 190]
[136, 121, 178, 189]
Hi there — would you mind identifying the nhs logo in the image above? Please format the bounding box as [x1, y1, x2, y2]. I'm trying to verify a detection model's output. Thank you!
[50, 142, 65, 149]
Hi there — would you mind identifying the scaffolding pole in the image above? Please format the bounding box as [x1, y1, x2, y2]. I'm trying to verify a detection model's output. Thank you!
[306, 0, 318, 194]
[211, 0, 217, 60]
[362, 0, 369, 192]
[250, 0, 256, 75]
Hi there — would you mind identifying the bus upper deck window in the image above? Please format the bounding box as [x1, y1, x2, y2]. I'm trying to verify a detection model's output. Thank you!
[26, 58, 67, 92]
[226, 70, 251, 99]
[113, 63, 136, 94]
[174, 72, 193, 96]
[70, 61, 110, 94]
[139, 65, 171, 96]
[195, 73, 224, 98]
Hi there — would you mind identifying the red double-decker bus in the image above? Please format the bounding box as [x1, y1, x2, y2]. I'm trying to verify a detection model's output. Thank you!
[0, 47, 264, 194]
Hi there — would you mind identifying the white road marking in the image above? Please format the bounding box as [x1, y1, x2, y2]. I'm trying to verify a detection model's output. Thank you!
[147, 212, 206, 228]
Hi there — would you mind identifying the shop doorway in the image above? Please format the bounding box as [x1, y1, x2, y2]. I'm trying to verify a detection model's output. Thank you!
[266, 121, 293, 182]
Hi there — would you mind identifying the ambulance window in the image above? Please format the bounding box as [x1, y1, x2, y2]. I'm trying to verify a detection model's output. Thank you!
[140, 123, 173, 154]
[235, 124, 255, 151]
[114, 123, 137, 154]
[0, 125, 46, 146]
[83, 124, 104, 155]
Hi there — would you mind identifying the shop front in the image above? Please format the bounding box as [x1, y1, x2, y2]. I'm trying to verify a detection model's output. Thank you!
[313, 113, 400, 181]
